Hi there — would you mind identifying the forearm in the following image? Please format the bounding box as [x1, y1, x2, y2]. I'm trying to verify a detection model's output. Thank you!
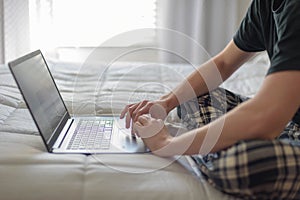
[155, 99, 274, 157]
[180, 100, 264, 155]
[161, 40, 255, 112]
[161, 59, 224, 110]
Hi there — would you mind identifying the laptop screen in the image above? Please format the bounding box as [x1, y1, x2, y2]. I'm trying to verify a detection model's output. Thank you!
[9, 51, 69, 145]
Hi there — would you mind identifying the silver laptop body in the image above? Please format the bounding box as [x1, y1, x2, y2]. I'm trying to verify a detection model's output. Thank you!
[8, 50, 148, 154]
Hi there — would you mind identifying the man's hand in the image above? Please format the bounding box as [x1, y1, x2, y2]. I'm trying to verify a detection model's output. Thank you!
[133, 114, 173, 156]
[120, 99, 169, 130]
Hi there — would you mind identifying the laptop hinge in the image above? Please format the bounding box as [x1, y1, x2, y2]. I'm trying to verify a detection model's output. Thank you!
[52, 119, 74, 149]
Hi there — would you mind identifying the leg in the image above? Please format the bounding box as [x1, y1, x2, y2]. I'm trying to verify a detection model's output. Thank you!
[193, 139, 300, 199]
[178, 88, 300, 199]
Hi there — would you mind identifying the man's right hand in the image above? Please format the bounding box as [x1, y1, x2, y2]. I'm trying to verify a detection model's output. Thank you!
[120, 99, 170, 130]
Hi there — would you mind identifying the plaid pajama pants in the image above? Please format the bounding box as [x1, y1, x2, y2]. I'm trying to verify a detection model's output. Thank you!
[178, 88, 300, 200]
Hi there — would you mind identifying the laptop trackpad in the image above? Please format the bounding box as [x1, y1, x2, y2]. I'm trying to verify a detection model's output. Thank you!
[113, 128, 150, 153]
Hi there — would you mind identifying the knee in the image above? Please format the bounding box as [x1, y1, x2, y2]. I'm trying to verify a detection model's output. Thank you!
[202, 140, 300, 199]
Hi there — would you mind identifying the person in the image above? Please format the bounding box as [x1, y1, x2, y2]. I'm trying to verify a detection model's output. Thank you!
[120, 0, 300, 199]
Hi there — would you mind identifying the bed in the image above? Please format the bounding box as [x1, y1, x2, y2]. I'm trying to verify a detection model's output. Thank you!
[0, 50, 269, 200]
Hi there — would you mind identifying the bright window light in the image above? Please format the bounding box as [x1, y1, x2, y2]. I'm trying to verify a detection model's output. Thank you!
[29, 0, 156, 50]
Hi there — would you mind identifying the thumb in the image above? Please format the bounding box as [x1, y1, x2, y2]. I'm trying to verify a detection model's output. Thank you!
[133, 119, 164, 139]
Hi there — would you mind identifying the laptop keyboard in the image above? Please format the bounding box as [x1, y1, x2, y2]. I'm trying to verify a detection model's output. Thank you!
[67, 119, 113, 150]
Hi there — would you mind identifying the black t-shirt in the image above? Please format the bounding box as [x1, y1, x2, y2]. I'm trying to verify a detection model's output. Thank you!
[233, 0, 300, 125]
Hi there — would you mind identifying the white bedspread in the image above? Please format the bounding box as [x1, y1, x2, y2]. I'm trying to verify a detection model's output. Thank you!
[0, 53, 269, 200]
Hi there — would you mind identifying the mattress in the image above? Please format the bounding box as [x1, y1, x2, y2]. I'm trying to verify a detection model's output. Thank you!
[0, 52, 269, 200]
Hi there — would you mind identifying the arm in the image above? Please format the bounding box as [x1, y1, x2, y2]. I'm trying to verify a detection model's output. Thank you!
[121, 40, 255, 128]
[135, 71, 300, 156]
[163, 40, 255, 110]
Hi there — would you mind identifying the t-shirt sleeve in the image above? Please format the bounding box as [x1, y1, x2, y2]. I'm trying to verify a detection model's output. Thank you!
[268, 1, 300, 75]
[233, 0, 265, 52]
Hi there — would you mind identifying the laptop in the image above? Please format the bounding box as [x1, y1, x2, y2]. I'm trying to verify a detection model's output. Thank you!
[8, 50, 148, 154]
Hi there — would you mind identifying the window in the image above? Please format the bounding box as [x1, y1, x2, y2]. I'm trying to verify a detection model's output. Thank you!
[29, 0, 156, 49]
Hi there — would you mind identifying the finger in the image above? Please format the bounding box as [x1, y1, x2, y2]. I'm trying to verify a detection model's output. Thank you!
[131, 120, 135, 135]
[137, 114, 151, 126]
[125, 104, 139, 128]
[132, 121, 142, 137]
[125, 111, 132, 129]
[133, 102, 153, 122]
[131, 100, 149, 122]
[120, 104, 131, 119]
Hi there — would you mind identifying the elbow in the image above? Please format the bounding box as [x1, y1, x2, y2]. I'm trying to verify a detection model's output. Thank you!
[213, 55, 228, 80]
[213, 53, 239, 81]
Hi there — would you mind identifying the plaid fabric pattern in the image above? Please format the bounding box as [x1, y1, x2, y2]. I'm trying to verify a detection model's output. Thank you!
[178, 88, 300, 199]
[177, 88, 249, 130]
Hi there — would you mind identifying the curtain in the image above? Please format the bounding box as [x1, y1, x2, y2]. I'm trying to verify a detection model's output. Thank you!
[0, 0, 54, 64]
[156, 0, 251, 65]
[0, 0, 30, 64]
[0, 0, 4, 63]
[0, 0, 251, 64]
